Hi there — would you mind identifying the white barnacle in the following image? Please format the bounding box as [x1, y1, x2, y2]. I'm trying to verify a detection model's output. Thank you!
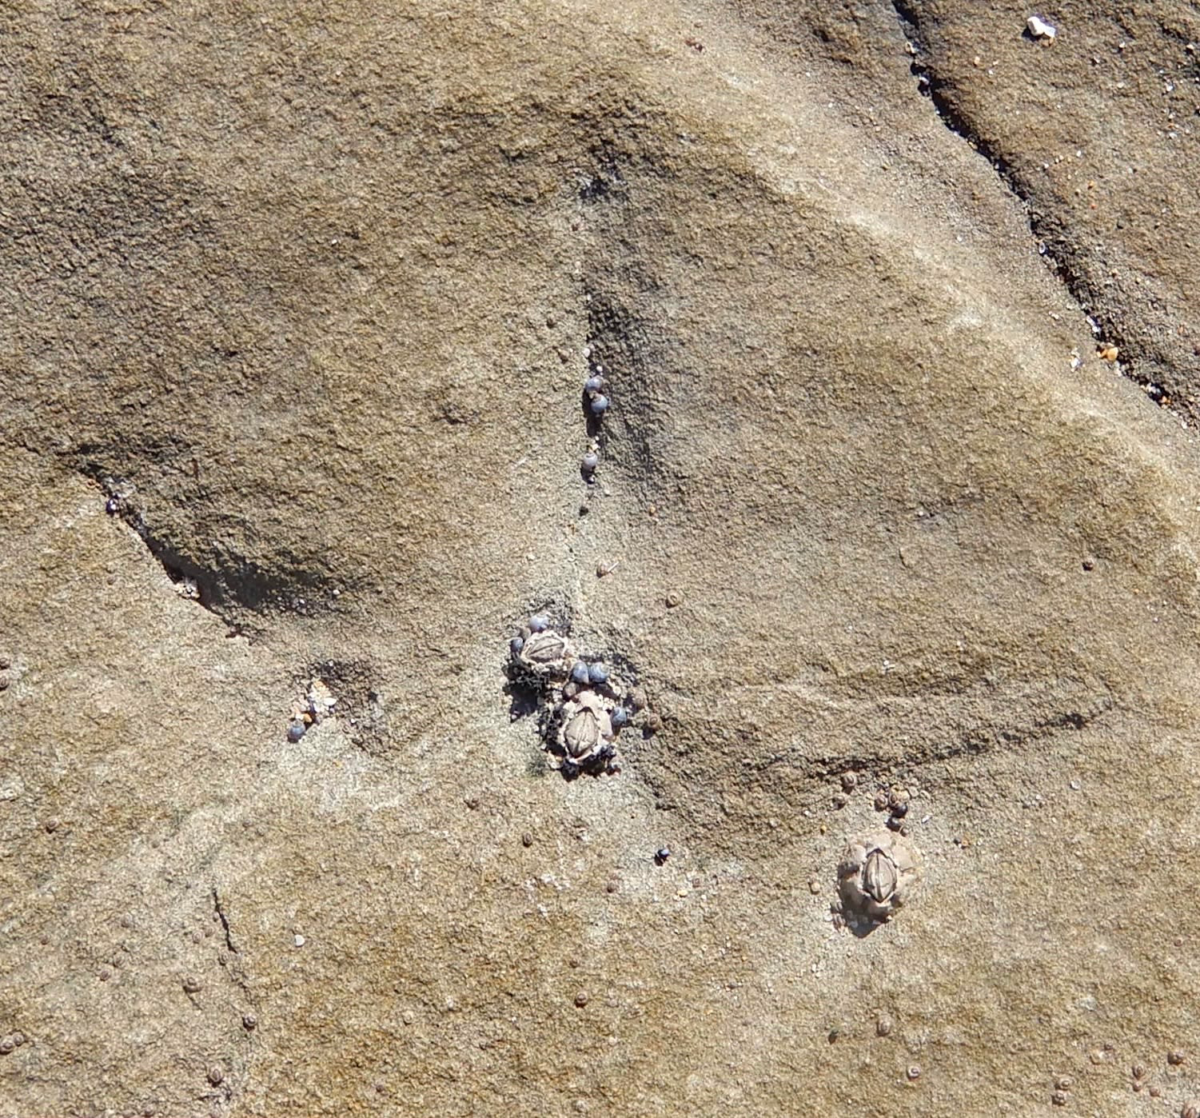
[837, 830, 922, 924]
[563, 706, 602, 759]
[515, 630, 575, 686]
[863, 848, 898, 904]
[553, 689, 615, 771]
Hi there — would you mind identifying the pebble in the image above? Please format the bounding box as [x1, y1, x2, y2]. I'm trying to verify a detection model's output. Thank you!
[294, 934, 306, 948]
[1027, 14, 1057, 41]
[589, 394, 609, 415]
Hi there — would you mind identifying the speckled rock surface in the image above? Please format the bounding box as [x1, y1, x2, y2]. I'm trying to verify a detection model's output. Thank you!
[2, 2, 1200, 1115]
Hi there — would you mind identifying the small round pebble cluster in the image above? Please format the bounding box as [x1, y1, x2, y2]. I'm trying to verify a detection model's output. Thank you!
[584, 365, 610, 418]
[579, 354, 610, 479]
[873, 784, 913, 833]
[507, 614, 644, 778]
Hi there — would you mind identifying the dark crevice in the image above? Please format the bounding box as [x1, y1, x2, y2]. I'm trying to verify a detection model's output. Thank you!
[211, 887, 238, 955]
[578, 144, 628, 204]
[66, 450, 346, 632]
[583, 287, 675, 498]
[210, 882, 258, 1049]
[889, 1, 1170, 410]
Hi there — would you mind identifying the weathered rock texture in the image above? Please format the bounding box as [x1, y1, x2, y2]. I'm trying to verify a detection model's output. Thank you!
[2, 1, 1199, 1115]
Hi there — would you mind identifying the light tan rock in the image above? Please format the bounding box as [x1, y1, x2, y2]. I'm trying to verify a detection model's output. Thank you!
[1, 2, 1199, 1116]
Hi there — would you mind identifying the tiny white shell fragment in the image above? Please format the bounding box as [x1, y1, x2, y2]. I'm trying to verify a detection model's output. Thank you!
[307, 679, 336, 718]
[1027, 15, 1056, 40]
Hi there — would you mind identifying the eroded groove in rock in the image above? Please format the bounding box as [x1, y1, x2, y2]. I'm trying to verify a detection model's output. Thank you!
[68, 451, 344, 630]
[888, 0, 1167, 406]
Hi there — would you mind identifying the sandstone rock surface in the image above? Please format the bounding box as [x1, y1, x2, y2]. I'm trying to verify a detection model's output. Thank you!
[2, 1, 1199, 1114]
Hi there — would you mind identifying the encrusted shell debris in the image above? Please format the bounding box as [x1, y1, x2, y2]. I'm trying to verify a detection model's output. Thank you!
[838, 829, 922, 924]
[307, 678, 336, 718]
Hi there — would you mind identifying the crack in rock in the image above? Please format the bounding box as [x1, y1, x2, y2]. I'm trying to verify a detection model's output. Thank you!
[888, 0, 1173, 411]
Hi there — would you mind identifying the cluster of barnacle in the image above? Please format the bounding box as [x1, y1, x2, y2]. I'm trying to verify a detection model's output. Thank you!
[507, 614, 641, 779]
